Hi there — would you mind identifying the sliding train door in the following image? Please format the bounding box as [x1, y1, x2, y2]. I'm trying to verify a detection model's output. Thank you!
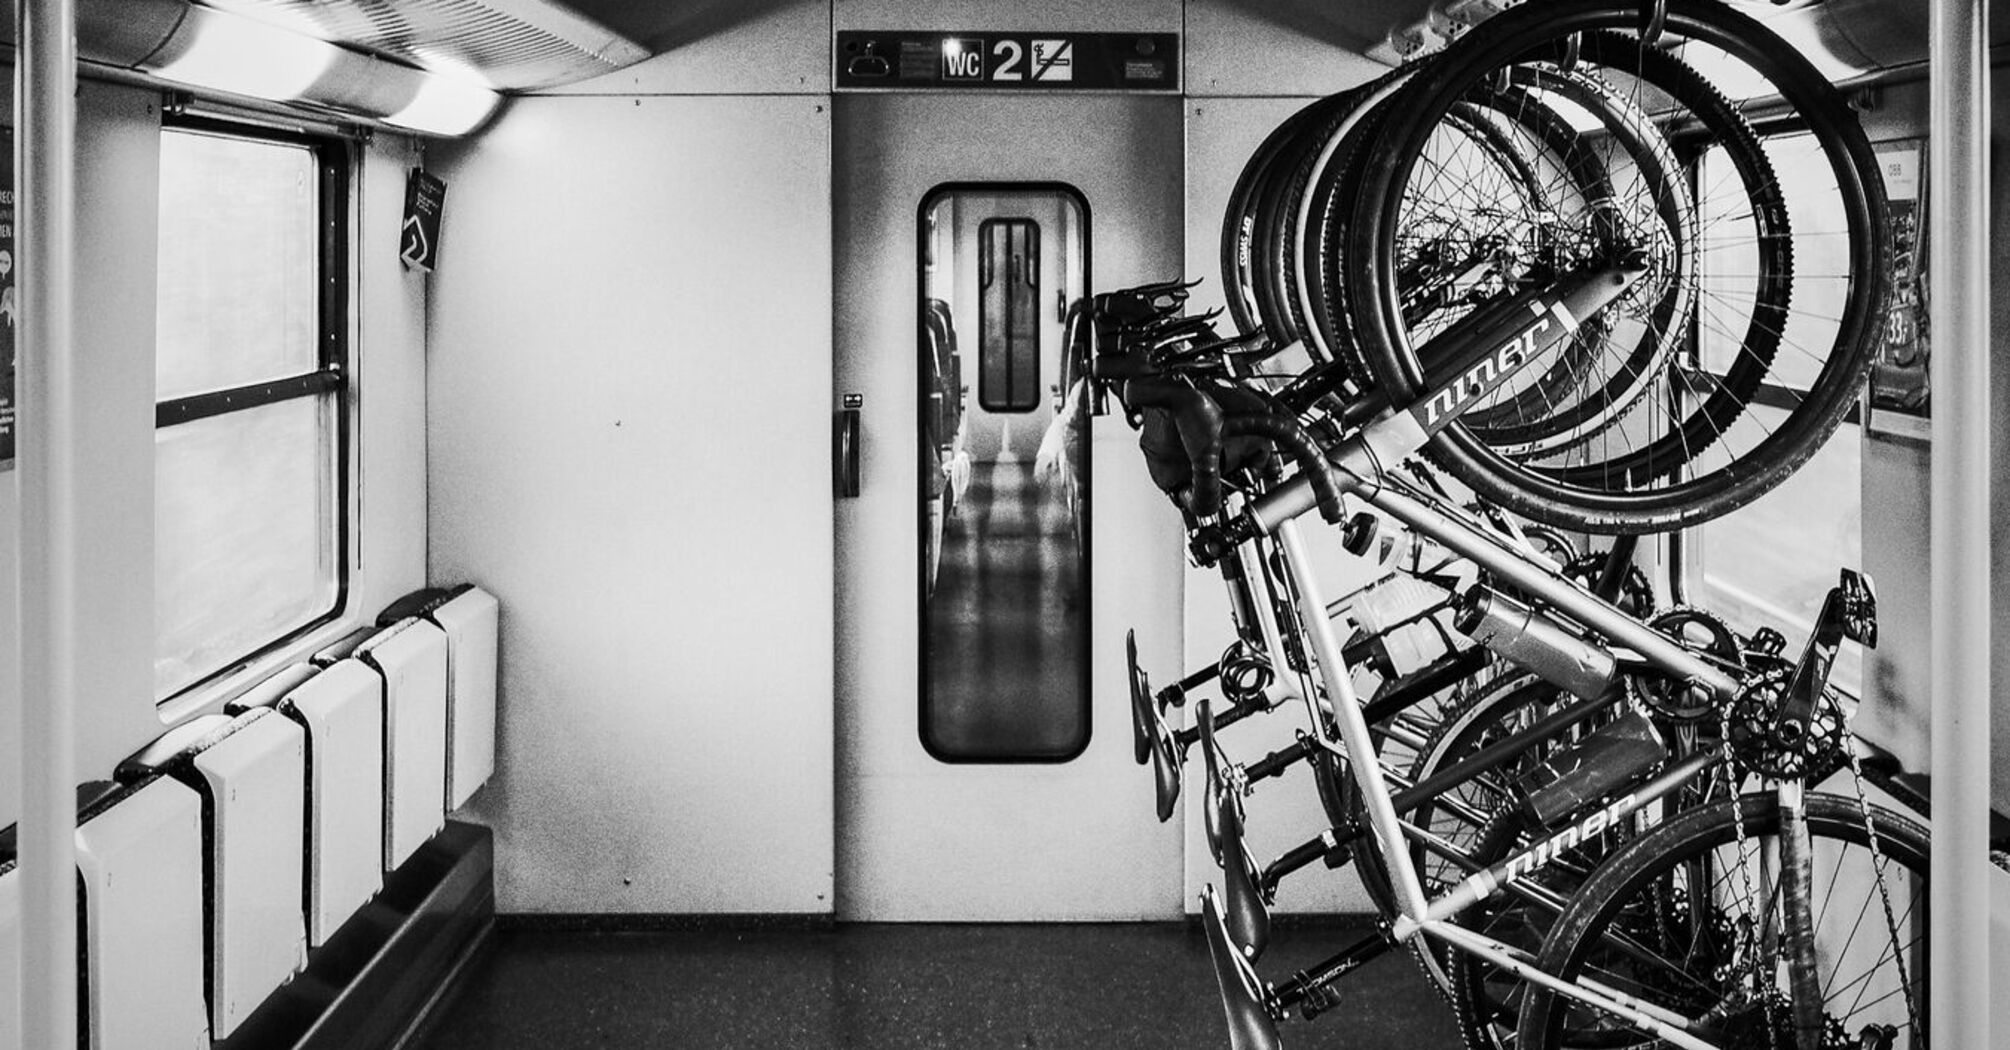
[833, 92, 1186, 920]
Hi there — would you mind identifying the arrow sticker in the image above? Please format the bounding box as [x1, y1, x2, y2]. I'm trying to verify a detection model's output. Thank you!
[400, 215, 430, 269]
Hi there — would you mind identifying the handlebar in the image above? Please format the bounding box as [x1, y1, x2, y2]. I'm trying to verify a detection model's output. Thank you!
[1120, 378, 1227, 518]
[1222, 414, 1347, 525]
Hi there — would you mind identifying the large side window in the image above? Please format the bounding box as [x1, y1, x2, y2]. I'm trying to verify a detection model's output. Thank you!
[153, 122, 347, 700]
[1689, 130, 1861, 695]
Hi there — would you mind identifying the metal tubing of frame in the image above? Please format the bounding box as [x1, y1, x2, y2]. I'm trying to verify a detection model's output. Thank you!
[1272, 519, 1432, 920]
[1927, 3, 1992, 1049]
[1420, 921, 1716, 1050]
[15, 2, 80, 1048]
[1355, 483, 1740, 699]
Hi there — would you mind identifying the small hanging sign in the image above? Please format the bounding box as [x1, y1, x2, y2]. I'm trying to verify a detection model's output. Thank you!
[400, 168, 447, 272]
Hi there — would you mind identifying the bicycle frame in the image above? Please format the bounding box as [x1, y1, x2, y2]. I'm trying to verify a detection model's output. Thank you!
[1177, 269, 1763, 1048]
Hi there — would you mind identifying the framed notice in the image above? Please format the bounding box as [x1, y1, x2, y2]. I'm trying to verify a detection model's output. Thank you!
[1868, 139, 1927, 421]
[1, 125, 14, 471]
[836, 32, 1179, 92]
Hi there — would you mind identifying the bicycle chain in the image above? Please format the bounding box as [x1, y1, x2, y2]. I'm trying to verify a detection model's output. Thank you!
[1712, 701, 1782, 1048]
[1838, 742, 1922, 1039]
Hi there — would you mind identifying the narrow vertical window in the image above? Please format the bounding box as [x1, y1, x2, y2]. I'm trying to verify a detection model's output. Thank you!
[977, 218, 1041, 412]
[918, 186, 1090, 762]
[153, 122, 347, 700]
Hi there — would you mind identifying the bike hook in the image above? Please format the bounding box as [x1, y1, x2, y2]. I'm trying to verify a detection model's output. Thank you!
[1640, 0, 1668, 48]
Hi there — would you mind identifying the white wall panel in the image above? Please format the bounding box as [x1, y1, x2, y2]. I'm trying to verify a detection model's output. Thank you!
[835, 0, 1178, 34]
[429, 95, 835, 914]
[1185, 0, 1419, 97]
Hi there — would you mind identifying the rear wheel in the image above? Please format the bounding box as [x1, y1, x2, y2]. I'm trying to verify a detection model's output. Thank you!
[1515, 792, 1927, 1050]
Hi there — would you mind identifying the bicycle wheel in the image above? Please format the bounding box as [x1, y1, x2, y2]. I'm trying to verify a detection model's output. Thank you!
[1515, 791, 1927, 1050]
[1413, 678, 1650, 1050]
[1346, 0, 1890, 534]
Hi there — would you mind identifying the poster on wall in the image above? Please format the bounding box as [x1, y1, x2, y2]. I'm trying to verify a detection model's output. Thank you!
[1868, 139, 1927, 420]
[1, 126, 14, 471]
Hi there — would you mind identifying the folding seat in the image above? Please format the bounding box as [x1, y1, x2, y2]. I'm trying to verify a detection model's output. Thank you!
[118, 709, 308, 1039]
[237, 659, 387, 946]
[73, 777, 210, 1050]
[355, 618, 449, 871]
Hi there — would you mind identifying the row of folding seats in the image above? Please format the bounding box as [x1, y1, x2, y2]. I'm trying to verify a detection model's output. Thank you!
[0, 584, 500, 1050]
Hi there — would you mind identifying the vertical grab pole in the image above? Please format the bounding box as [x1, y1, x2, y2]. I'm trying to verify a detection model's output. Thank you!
[1928, 2, 1992, 1049]
[15, 1, 80, 1048]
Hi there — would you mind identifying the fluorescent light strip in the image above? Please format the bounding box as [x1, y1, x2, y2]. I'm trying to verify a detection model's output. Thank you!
[383, 75, 500, 137]
[154, 5, 336, 102]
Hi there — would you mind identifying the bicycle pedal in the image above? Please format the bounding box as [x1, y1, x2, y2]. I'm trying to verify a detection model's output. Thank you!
[1837, 568, 1878, 648]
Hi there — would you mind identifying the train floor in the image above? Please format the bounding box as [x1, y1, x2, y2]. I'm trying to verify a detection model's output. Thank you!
[411, 921, 1460, 1049]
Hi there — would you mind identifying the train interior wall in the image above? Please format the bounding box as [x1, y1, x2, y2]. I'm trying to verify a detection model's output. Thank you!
[0, 0, 2006, 944]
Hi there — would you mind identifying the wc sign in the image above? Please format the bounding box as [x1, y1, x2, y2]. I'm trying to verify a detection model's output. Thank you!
[941, 38, 983, 79]
[942, 37, 1075, 82]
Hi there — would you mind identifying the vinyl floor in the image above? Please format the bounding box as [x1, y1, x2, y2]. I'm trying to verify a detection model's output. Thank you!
[410, 921, 1462, 1050]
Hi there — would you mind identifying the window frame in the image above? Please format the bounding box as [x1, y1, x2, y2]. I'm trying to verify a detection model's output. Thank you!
[975, 216, 1043, 414]
[914, 181, 1094, 764]
[152, 114, 352, 705]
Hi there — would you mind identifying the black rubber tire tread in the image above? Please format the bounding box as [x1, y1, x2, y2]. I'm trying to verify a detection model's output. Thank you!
[1221, 92, 1362, 338]
[1514, 792, 1929, 1050]
[1346, 1, 1888, 534]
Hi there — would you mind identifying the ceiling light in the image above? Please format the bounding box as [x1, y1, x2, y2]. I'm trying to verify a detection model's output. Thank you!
[384, 74, 501, 137]
[152, 4, 336, 102]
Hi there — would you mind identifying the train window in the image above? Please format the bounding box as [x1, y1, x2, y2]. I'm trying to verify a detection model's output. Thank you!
[152, 123, 347, 700]
[977, 218, 1041, 413]
[918, 185, 1091, 761]
[1688, 130, 1861, 695]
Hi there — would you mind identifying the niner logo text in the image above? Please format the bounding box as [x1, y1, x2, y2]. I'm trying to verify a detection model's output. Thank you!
[1420, 299, 1578, 431]
[1501, 791, 1637, 884]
